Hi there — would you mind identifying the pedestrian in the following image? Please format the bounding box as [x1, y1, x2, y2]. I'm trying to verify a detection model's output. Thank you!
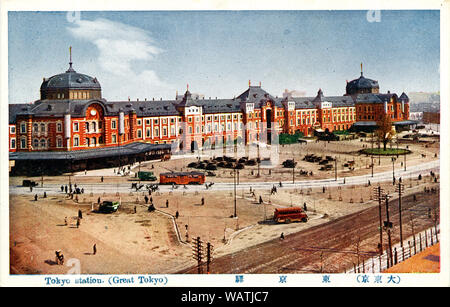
[150, 196, 153, 204]
[65, 185, 68, 193]
[259, 196, 263, 204]
[43, 191, 47, 198]
[101, 176, 104, 182]
[78, 209, 82, 219]
[144, 195, 149, 204]
[175, 211, 179, 219]
[76, 218, 80, 228]
[134, 206, 137, 214]
[81, 188, 84, 194]
[64, 217, 68, 226]
[201, 197, 204, 206]
[280, 232, 285, 240]
[34, 194, 38, 201]
[303, 202, 307, 211]
[97, 197, 101, 204]
[61, 185, 64, 192]
[322, 186, 326, 193]
[166, 199, 169, 208]
[93, 244, 97, 255]
[30, 186, 33, 192]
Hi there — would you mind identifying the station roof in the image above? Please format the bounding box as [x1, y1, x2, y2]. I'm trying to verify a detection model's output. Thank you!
[9, 142, 172, 161]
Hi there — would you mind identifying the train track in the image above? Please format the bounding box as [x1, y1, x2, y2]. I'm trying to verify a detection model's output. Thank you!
[178, 189, 439, 274]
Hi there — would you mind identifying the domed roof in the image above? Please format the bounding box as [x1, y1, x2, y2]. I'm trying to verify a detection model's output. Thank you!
[346, 74, 379, 95]
[40, 63, 101, 91]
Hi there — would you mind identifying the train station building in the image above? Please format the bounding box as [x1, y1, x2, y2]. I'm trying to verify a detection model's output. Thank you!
[8, 54, 412, 174]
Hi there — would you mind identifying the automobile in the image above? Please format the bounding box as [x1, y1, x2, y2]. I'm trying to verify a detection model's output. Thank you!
[98, 201, 120, 213]
[137, 171, 157, 181]
[22, 180, 38, 187]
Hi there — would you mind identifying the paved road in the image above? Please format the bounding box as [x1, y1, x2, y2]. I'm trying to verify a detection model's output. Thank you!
[9, 159, 439, 195]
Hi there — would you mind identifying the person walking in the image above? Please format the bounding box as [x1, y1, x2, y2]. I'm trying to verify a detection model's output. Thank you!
[175, 211, 179, 219]
[144, 195, 149, 204]
[78, 209, 82, 219]
[93, 244, 97, 255]
[61, 185, 64, 192]
[280, 232, 285, 240]
[166, 199, 169, 208]
[76, 218, 80, 228]
[34, 194, 38, 201]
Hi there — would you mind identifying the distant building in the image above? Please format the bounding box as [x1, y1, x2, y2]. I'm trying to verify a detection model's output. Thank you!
[422, 112, 440, 124]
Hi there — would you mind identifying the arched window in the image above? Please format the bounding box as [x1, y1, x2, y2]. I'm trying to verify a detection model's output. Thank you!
[40, 139, 46, 148]
[92, 122, 96, 132]
[40, 123, 45, 132]
[98, 136, 103, 144]
[33, 139, 39, 148]
[91, 137, 96, 146]
[33, 123, 39, 133]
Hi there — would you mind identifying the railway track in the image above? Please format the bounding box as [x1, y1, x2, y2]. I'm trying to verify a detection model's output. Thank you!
[179, 189, 439, 274]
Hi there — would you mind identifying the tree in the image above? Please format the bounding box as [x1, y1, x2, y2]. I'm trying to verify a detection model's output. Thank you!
[375, 113, 395, 151]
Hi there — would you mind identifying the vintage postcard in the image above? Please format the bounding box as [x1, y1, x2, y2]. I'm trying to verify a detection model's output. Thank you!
[1, 0, 448, 291]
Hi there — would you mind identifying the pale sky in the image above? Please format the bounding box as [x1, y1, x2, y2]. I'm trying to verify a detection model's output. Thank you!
[8, 10, 440, 103]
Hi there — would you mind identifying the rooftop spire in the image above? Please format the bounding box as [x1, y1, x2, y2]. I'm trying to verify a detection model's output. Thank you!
[360, 62, 363, 77]
[66, 46, 75, 72]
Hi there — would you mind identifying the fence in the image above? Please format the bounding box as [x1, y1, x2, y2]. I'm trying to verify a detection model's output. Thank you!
[346, 225, 440, 273]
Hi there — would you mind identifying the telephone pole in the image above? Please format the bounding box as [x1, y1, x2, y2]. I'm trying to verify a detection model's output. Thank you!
[233, 168, 237, 218]
[192, 236, 204, 274]
[373, 186, 385, 255]
[395, 182, 405, 247]
[384, 194, 393, 267]
[334, 156, 337, 181]
[292, 156, 295, 184]
[206, 242, 213, 274]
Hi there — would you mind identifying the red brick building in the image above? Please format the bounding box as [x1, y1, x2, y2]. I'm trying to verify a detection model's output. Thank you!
[8, 59, 411, 174]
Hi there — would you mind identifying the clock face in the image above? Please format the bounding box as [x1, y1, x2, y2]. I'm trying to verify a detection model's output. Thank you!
[90, 109, 97, 116]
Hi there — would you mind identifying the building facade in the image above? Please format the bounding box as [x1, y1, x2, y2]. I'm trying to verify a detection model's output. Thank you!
[8, 60, 411, 154]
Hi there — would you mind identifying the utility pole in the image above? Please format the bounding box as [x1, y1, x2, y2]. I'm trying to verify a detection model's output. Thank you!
[292, 156, 295, 184]
[206, 242, 213, 274]
[384, 194, 393, 268]
[371, 155, 374, 178]
[334, 156, 337, 181]
[257, 143, 260, 178]
[395, 182, 405, 247]
[373, 186, 385, 255]
[192, 236, 203, 274]
[404, 153, 406, 171]
[391, 157, 396, 183]
[233, 168, 237, 218]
